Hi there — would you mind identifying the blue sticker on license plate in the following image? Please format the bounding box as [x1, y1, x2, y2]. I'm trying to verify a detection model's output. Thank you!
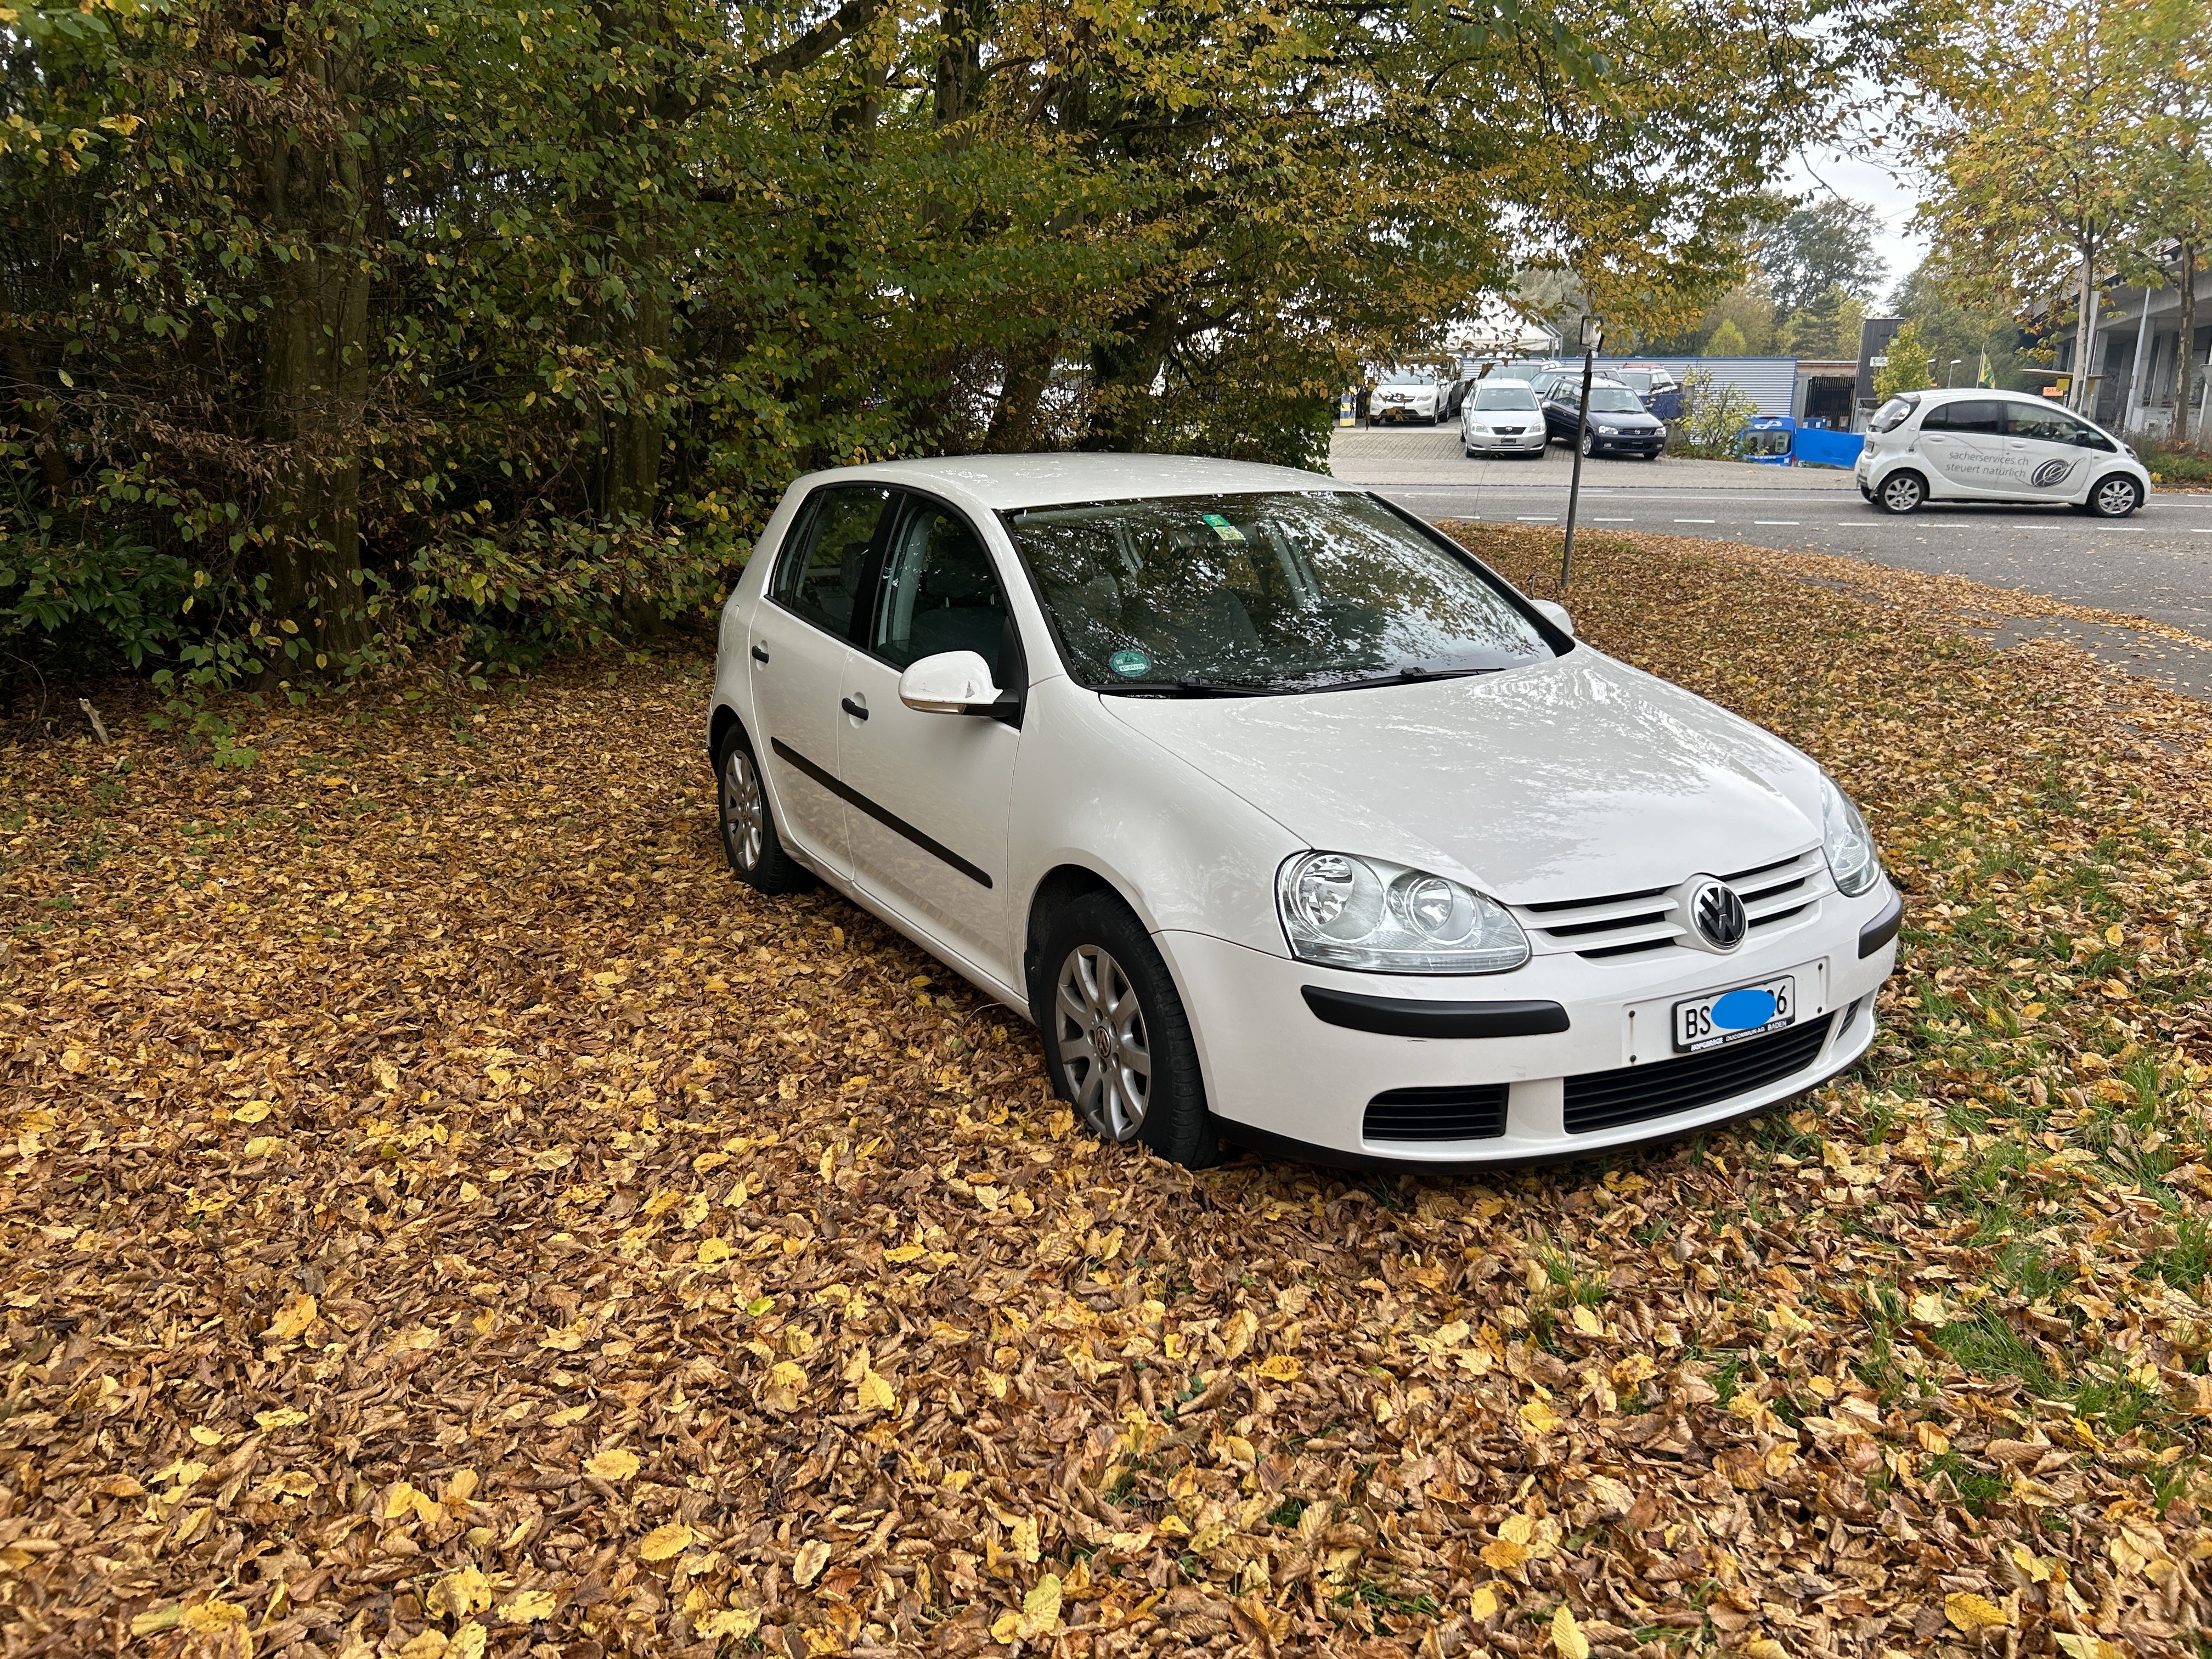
[1673, 975, 1795, 1052]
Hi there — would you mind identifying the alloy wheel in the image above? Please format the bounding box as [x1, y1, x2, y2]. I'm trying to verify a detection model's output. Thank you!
[1879, 473, 1923, 514]
[1055, 944, 1150, 1141]
[720, 746, 765, 872]
[2093, 477, 2139, 517]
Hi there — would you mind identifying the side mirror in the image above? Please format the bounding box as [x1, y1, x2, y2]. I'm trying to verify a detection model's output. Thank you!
[1530, 599, 1575, 639]
[898, 650, 1005, 714]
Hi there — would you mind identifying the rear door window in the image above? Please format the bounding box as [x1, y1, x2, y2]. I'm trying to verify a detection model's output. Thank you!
[774, 485, 894, 639]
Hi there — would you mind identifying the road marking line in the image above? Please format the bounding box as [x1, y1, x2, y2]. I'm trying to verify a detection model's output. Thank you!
[2194, 528, 2212, 534]
[1592, 516, 1634, 522]
[1516, 515, 1557, 522]
[1674, 518, 1716, 523]
[1754, 520, 1801, 526]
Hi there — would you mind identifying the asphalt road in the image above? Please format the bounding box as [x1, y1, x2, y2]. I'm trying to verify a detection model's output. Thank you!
[1331, 428, 2212, 698]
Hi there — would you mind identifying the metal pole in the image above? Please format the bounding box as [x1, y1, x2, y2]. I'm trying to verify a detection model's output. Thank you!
[1559, 345, 1598, 592]
[2123, 287, 2155, 431]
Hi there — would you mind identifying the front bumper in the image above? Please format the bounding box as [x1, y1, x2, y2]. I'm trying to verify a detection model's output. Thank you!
[1466, 431, 1545, 451]
[1373, 405, 1437, 422]
[1589, 435, 1664, 454]
[1160, 881, 1898, 1164]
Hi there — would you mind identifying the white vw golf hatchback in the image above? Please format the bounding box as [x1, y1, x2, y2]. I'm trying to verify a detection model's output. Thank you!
[709, 455, 1900, 1168]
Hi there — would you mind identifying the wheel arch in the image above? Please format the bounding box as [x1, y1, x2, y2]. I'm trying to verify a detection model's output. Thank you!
[708, 701, 744, 765]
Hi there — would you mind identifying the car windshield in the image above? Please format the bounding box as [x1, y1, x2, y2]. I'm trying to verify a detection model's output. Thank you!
[1869, 394, 1918, 433]
[1001, 491, 1554, 693]
[1615, 371, 1652, 393]
[1585, 389, 1646, 413]
[1472, 386, 1540, 411]
[1377, 368, 1440, 386]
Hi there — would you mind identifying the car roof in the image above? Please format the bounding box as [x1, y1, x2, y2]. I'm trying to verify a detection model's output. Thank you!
[1912, 387, 2045, 404]
[786, 453, 1341, 514]
[1478, 377, 1536, 387]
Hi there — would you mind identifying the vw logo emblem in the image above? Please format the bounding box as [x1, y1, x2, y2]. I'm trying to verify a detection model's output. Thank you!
[1690, 878, 1748, 951]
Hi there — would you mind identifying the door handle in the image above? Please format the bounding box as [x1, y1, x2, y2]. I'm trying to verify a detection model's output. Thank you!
[751, 643, 770, 664]
[840, 696, 870, 722]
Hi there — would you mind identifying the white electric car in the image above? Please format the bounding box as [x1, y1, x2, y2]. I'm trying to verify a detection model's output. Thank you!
[1368, 366, 1453, 424]
[1460, 377, 1547, 458]
[708, 455, 1900, 1168]
[1857, 388, 2151, 516]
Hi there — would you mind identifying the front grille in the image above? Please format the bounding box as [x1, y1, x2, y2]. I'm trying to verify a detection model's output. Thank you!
[1364, 1084, 1509, 1143]
[1564, 1016, 1836, 1135]
[1516, 850, 1827, 960]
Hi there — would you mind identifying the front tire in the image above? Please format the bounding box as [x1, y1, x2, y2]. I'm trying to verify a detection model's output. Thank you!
[2086, 474, 2143, 518]
[1579, 430, 1596, 459]
[1035, 893, 1221, 1168]
[717, 727, 814, 894]
[1875, 470, 1927, 515]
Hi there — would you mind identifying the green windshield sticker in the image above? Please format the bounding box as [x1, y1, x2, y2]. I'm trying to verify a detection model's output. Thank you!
[1108, 648, 1152, 678]
[1201, 513, 1246, 542]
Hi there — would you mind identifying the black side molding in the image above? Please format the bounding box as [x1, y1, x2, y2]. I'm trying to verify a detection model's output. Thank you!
[768, 738, 993, 889]
[1301, 987, 1569, 1039]
[1858, 889, 1904, 958]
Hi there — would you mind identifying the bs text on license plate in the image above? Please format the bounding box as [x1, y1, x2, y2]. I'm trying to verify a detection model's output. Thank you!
[1674, 975, 1795, 1053]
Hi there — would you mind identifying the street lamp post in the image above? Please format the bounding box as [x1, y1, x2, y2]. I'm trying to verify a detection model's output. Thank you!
[1948, 359, 1963, 388]
[1559, 314, 1603, 593]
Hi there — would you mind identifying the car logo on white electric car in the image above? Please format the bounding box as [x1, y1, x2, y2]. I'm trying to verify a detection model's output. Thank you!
[1689, 879, 1748, 950]
[2030, 458, 2075, 489]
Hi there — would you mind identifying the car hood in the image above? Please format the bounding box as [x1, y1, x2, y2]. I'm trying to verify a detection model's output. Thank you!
[1099, 652, 1824, 905]
[1589, 410, 1661, 427]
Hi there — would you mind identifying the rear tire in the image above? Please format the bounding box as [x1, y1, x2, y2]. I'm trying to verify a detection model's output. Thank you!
[1034, 893, 1221, 1169]
[1874, 470, 1927, 515]
[717, 726, 814, 894]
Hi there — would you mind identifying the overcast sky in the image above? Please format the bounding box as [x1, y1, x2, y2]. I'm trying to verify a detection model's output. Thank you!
[1782, 144, 1928, 311]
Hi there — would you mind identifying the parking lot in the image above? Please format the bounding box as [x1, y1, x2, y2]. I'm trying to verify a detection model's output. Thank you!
[1335, 427, 2212, 698]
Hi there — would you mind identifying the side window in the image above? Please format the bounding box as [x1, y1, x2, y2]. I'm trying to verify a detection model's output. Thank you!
[1927, 399, 2002, 433]
[773, 485, 893, 637]
[871, 501, 1012, 682]
[2005, 404, 2115, 450]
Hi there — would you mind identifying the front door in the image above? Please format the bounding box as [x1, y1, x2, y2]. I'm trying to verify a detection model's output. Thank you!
[2002, 400, 2117, 500]
[838, 496, 1024, 984]
[1916, 398, 2011, 497]
[748, 483, 895, 879]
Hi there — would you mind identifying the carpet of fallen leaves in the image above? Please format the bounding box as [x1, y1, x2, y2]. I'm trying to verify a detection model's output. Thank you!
[5, 528, 2212, 1659]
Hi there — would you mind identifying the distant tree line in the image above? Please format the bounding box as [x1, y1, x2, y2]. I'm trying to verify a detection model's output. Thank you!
[0, 0, 1908, 698]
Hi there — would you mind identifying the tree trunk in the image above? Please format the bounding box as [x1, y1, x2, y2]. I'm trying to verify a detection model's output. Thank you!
[2072, 245, 2099, 414]
[259, 26, 373, 667]
[2178, 244, 2199, 448]
[0, 270, 69, 499]
[984, 334, 1059, 451]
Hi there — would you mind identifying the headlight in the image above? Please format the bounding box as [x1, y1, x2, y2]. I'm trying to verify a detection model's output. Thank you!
[1278, 852, 1529, 974]
[1820, 776, 1881, 897]
[1596, 425, 1618, 435]
[1655, 426, 1667, 439]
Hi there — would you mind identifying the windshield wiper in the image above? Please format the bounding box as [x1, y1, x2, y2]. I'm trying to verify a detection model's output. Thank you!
[1105, 675, 1280, 697]
[1329, 664, 1509, 689]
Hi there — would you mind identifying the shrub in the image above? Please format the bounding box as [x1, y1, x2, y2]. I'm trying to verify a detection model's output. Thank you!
[1673, 370, 1763, 459]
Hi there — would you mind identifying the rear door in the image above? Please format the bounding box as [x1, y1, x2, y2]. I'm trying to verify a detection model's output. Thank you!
[837, 495, 1025, 984]
[1915, 398, 2010, 497]
[748, 483, 895, 878]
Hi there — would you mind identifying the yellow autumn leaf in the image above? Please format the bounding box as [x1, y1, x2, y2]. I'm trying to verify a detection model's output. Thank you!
[1020, 1573, 1063, 1635]
[242, 1136, 281, 1158]
[2055, 1635, 2126, 1659]
[885, 1243, 927, 1262]
[182, 1600, 247, 1634]
[1944, 1592, 2011, 1631]
[697, 1236, 731, 1265]
[1570, 1304, 1603, 1336]
[233, 1099, 273, 1124]
[545, 1404, 592, 1426]
[1481, 1537, 1532, 1571]
[265, 1293, 318, 1342]
[1743, 1640, 1790, 1659]
[792, 1538, 832, 1585]
[857, 1369, 896, 1412]
[584, 1447, 640, 1481]
[1469, 1584, 1499, 1621]
[638, 1522, 693, 1561]
[1519, 1398, 1563, 1434]
[1010, 1514, 1041, 1563]
[448, 1621, 488, 1659]
[495, 1589, 558, 1623]
[129, 1607, 182, 1638]
[383, 1480, 426, 1520]
[1222, 1307, 1259, 1359]
[698, 1609, 763, 1640]
[1551, 1602, 1589, 1659]
[434, 1564, 493, 1616]
[1256, 1355, 1303, 1382]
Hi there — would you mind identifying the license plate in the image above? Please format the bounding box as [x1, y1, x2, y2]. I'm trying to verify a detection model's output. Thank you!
[1673, 975, 1795, 1053]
